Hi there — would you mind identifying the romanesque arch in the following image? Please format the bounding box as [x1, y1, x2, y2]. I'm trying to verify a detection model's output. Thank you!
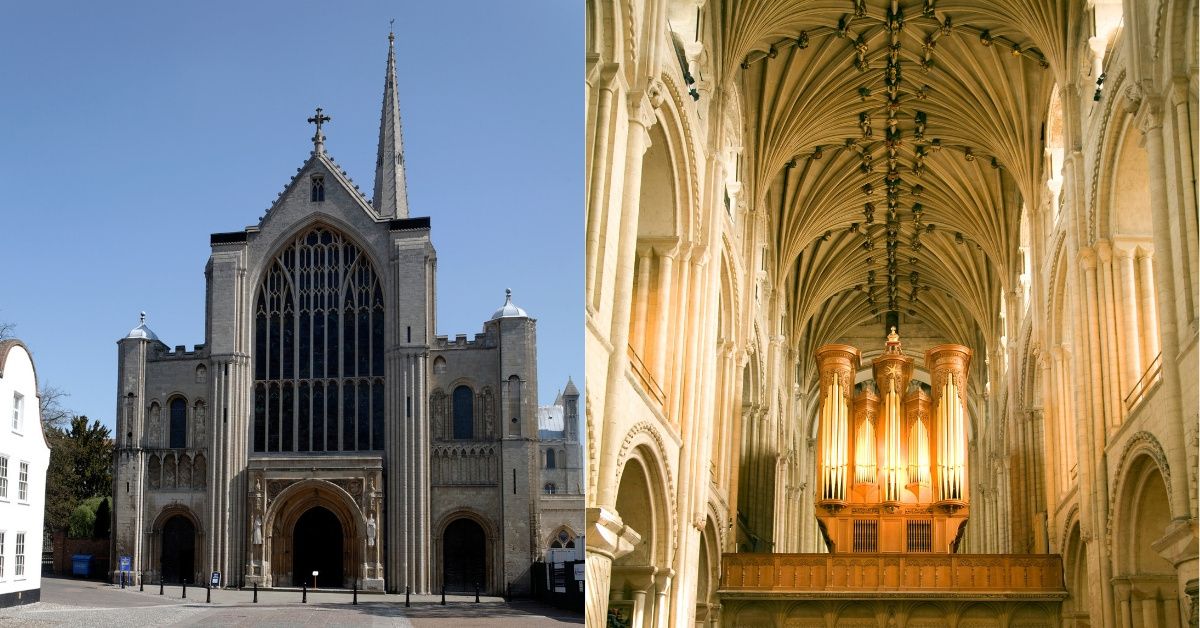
[434, 509, 497, 594]
[1111, 449, 1183, 625]
[149, 505, 204, 585]
[610, 436, 674, 627]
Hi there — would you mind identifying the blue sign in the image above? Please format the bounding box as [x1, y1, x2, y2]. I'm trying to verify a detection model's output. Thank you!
[119, 556, 131, 573]
[210, 571, 221, 587]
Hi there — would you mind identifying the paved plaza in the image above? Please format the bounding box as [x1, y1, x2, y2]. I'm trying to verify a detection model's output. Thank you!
[0, 578, 583, 627]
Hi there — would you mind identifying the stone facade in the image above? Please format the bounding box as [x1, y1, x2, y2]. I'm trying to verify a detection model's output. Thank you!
[111, 33, 580, 596]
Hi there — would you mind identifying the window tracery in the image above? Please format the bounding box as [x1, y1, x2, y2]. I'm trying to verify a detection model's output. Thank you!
[253, 226, 385, 453]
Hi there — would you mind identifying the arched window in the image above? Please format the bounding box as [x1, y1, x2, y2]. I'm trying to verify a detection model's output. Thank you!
[543, 483, 556, 495]
[253, 226, 385, 453]
[169, 398, 187, 449]
[453, 385, 474, 440]
[546, 448, 556, 469]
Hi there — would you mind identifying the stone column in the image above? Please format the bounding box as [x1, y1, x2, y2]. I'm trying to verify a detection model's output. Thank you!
[651, 569, 673, 628]
[1115, 246, 1143, 391]
[631, 248, 652, 358]
[585, 66, 620, 311]
[1139, 102, 1192, 517]
[651, 250, 675, 386]
[585, 508, 641, 628]
[1095, 241, 1123, 424]
[667, 249, 693, 423]
[597, 86, 660, 510]
[1136, 248, 1160, 366]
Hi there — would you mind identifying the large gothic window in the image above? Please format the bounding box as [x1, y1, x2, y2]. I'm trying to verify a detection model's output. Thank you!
[452, 385, 474, 440]
[169, 398, 187, 449]
[253, 226, 385, 453]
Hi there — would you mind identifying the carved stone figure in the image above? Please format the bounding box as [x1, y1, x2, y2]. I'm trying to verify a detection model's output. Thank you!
[149, 403, 161, 447]
[366, 513, 377, 547]
[194, 403, 206, 446]
[253, 515, 263, 545]
[482, 387, 496, 438]
[430, 389, 448, 439]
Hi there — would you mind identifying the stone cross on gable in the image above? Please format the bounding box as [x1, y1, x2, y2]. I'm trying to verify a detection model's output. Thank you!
[308, 107, 331, 152]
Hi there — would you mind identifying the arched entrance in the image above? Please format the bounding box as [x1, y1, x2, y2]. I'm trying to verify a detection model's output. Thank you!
[292, 506, 344, 588]
[442, 518, 486, 592]
[266, 479, 364, 589]
[161, 516, 196, 584]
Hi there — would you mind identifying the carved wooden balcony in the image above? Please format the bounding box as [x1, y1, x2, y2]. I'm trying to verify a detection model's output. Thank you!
[719, 553, 1067, 600]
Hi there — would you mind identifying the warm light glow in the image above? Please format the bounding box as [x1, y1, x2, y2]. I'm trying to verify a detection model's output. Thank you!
[936, 374, 967, 501]
[908, 417, 931, 487]
[854, 415, 877, 484]
[822, 374, 849, 501]
[882, 375, 903, 501]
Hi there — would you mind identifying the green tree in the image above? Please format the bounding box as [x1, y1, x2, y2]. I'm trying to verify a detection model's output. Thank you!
[44, 416, 113, 542]
[67, 503, 96, 538]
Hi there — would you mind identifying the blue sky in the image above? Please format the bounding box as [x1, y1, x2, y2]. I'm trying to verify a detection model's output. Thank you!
[0, 1, 582, 433]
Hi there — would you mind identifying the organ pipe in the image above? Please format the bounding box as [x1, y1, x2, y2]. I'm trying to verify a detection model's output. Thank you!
[854, 413, 877, 484]
[908, 416, 931, 487]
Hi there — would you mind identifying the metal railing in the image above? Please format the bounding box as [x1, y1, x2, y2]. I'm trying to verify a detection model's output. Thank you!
[1123, 353, 1163, 413]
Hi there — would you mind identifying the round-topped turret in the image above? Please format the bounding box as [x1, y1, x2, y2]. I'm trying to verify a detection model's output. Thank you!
[490, 289, 528, 320]
[124, 311, 160, 341]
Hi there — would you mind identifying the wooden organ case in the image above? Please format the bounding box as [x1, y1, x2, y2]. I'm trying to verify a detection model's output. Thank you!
[815, 328, 972, 554]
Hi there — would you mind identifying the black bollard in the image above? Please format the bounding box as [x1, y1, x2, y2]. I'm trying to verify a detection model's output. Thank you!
[440, 585, 446, 606]
[206, 584, 211, 603]
[302, 580, 307, 604]
[253, 581, 258, 604]
[139, 573, 144, 592]
[160, 577, 164, 596]
[353, 579, 358, 605]
[182, 580, 187, 599]
[405, 585, 410, 607]
[120, 572, 125, 589]
[475, 581, 479, 603]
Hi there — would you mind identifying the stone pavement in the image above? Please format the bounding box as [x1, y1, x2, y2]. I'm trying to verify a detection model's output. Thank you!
[0, 577, 583, 627]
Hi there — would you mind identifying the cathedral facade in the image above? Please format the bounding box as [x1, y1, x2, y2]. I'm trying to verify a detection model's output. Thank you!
[111, 34, 582, 595]
[585, 0, 1197, 626]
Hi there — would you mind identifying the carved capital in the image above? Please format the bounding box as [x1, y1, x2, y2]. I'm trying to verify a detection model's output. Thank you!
[585, 506, 642, 562]
[1078, 247, 1098, 270]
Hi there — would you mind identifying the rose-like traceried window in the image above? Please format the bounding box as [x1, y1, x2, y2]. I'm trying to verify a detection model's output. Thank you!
[253, 226, 385, 453]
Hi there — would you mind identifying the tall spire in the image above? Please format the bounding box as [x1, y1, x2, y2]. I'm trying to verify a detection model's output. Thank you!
[373, 26, 410, 218]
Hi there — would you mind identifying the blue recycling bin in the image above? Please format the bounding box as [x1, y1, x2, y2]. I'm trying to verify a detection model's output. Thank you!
[71, 554, 92, 577]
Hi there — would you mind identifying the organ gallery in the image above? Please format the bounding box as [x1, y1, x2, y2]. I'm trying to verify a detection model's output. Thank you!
[815, 329, 970, 554]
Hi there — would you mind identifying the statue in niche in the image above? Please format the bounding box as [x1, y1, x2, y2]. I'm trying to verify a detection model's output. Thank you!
[194, 403, 206, 446]
[163, 457, 176, 489]
[366, 512, 377, 547]
[149, 404, 161, 447]
[482, 387, 496, 439]
[253, 515, 263, 545]
[430, 390, 447, 440]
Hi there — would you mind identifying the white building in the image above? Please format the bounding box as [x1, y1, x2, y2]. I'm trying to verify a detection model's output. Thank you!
[0, 340, 49, 607]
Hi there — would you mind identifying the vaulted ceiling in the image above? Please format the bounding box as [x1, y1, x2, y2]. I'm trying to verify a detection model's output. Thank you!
[709, 0, 1081, 358]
